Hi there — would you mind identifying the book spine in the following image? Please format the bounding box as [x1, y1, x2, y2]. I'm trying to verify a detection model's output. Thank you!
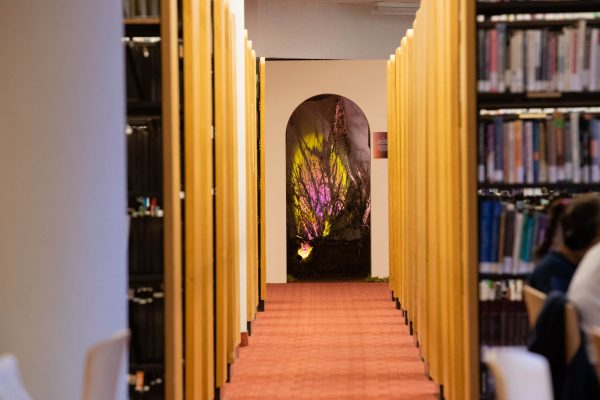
[498, 24, 507, 93]
[478, 29, 486, 92]
[508, 121, 516, 184]
[512, 213, 524, 275]
[525, 121, 534, 184]
[533, 121, 540, 183]
[556, 114, 565, 181]
[478, 121, 486, 183]
[503, 208, 515, 274]
[592, 119, 600, 183]
[515, 120, 524, 183]
[480, 201, 493, 273]
[498, 207, 507, 274]
[539, 121, 548, 183]
[490, 201, 502, 273]
[576, 20, 586, 92]
[495, 117, 504, 182]
[582, 118, 591, 183]
[571, 112, 581, 183]
[487, 123, 495, 183]
[592, 29, 599, 91]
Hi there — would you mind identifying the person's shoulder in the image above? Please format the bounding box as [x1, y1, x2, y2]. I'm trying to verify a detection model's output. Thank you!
[568, 243, 600, 296]
[535, 251, 564, 270]
[583, 242, 600, 261]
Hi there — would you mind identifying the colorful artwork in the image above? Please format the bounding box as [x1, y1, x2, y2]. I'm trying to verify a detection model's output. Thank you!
[373, 132, 388, 159]
[286, 94, 371, 279]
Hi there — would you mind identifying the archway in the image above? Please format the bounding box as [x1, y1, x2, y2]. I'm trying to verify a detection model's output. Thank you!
[286, 94, 371, 280]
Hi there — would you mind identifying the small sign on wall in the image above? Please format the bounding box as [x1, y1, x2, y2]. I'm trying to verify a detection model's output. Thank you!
[373, 132, 388, 159]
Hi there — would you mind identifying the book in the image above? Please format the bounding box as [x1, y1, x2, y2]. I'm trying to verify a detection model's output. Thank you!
[478, 19, 600, 93]
[479, 113, 600, 184]
[479, 200, 550, 275]
[480, 201, 493, 273]
[479, 278, 530, 347]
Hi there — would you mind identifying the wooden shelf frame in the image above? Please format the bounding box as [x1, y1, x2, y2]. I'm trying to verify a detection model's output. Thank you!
[477, 1, 600, 16]
[479, 273, 531, 280]
[478, 92, 600, 109]
[478, 182, 600, 191]
[478, 19, 600, 29]
[124, 17, 161, 25]
[160, 0, 183, 399]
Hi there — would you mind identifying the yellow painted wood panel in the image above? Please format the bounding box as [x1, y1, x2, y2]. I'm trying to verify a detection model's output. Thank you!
[259, 57, 267, 303]
[386, 1, 478, 397]
[182, 0, 214, 398]
[161, 0, 183, 399]
[459, 0, 479, 398]
[213, 0, 229, 388]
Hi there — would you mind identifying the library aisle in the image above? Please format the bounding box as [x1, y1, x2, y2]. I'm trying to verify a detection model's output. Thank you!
[222, 283, 438, 400]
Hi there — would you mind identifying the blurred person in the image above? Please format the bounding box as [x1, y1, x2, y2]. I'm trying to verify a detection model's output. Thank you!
[530, 194, 600, 293]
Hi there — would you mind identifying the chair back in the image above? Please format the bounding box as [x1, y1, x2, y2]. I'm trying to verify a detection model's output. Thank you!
[524, 285, 546, 328]
[564, 302, 581, 364]
[486, 348, 553, 400]
[592, 327, 600, 381]
[0, 354, 31, 400]
[82, 330, 129, 400]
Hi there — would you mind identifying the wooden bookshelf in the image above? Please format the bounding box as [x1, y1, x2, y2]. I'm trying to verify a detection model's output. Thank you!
[387, 1, 478, 399]
[124, 1, 183, 399]
[475, 2, 600, 398]
[478, 19, 600, 30]
[477, 1, 600, 16]
[478, 183, 600, 191]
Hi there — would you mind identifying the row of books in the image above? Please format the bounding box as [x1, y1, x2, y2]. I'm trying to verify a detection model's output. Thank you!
[478, 21, 600, 93]
[126, 41, 162, 103]
[479, 200, 548, 274]
[127, 119, 163, 200]
[479, 279, 530, 346]
[124, 0, 159, 19]
[129, 286, 165, 364]
[129, 217, 163, 275]
[478, 113, 600, 184]
[129, 371, 164, 400]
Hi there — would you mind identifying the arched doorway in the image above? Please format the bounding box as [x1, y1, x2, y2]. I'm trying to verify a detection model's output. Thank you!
[286, 94, 371, 280]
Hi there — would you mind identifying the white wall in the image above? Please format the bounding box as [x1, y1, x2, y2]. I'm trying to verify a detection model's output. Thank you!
[0, 1, 127, 399]
[245, 0, 414, 59]
[265, 60, 389, 283]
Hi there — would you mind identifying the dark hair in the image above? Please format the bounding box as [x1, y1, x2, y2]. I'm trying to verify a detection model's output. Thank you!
[535, 199, 567, 259]
[561, 194, 600, 251]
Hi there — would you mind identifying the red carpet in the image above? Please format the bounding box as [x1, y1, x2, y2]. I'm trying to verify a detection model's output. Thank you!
[222, 282, 438, 400]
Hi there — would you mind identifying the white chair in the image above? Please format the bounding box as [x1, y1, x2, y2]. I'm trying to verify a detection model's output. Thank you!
[486, 348, 553, 400]
[81, 330, 129, 400]
[0, 354, 32, 400]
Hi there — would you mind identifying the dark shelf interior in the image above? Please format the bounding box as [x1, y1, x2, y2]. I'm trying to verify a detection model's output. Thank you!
[479, 272, 531, 280]
[478, 92, 600, 109]
[129, 274, 164, 284]
[124, 21, 161, 38]
[478, 182, 600, 191]
[130, 362, 164, 371]
[127, 101, 162, 116]
[477, 1, 600, 16]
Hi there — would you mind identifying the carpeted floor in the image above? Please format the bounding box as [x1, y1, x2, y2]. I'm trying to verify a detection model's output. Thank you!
[222, 282, 439, 400]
